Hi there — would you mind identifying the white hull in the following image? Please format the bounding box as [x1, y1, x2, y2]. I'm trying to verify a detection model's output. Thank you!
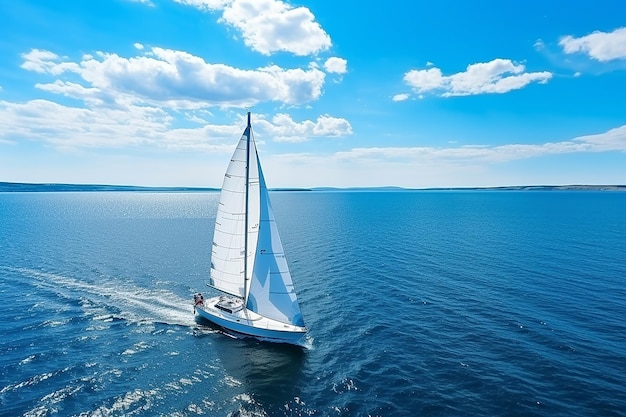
[195, 296, 307, 345]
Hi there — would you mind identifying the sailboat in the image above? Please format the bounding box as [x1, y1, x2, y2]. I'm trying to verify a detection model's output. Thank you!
[194, 112, 307, 345]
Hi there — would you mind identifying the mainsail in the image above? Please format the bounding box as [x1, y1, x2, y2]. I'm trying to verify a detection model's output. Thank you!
[209, 122, 260, 298]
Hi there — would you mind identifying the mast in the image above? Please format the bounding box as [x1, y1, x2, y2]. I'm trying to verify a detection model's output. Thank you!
[243, 111, 251, 304]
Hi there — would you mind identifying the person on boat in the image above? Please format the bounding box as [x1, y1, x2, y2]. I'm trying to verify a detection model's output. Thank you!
[194, 293, 204, 312]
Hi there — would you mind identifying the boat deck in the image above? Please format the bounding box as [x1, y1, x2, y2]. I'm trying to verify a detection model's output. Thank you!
[196, 295, 306, 341]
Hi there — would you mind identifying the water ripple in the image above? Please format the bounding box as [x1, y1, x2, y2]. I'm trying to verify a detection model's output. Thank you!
[2, 191, 625, 416]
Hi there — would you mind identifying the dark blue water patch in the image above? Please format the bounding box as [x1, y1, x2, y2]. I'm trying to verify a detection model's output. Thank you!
[270, 191, 626, 416]
[1, 191, 626, 416]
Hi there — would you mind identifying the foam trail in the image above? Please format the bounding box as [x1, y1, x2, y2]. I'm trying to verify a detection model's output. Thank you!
[4, 266, 194, 327]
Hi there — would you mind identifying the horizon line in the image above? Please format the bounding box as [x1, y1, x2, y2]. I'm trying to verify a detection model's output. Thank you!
[1, 181, 625, 192]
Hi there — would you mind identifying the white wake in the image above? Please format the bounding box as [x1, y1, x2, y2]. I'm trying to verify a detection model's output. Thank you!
[5, 266, 195, 327]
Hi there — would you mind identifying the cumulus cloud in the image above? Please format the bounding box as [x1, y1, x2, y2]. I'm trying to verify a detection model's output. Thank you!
[559, 27, 626, 62]
[324, 57, 347, 74]
[21, 49, 80, 75]
[0, 99, 173, 149]
[21, 47, 326, 108]
[392, 93, 409, 102]
[257, 113, 353, 142]
[0, 99, 351, 150]
[175, 0, 331, 56]
[404, 67, 444, 92]
[403, 59, 552, 97]
[11, 43, 351, 152]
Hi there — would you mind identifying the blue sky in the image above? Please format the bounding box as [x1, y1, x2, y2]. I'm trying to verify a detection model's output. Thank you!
[1, 0, 625, 188]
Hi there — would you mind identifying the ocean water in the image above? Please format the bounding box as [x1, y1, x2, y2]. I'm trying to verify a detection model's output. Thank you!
[1, 190, 625, 417]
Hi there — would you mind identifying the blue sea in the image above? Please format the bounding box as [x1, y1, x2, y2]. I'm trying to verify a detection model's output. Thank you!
[1, 190, 625, 416]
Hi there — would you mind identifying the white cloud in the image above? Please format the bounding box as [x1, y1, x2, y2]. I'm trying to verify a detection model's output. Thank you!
[332, 124, 626, 165]
[21, 47, 326, 108]
[21, 49, 80, 75]
[257, 113, 352, 142]
[2, 97, 623, 187]
[403, 59, 552, 97]
[175, 0, 331, 56]
[0, 99, 172, 149]
[261, 124, 626, 186]
[0, 99, 351, 150]
[174, 0, 231, 10]
[573, 125, 626, 151]
[261, 125, 626, 187]
[559, 27, 626, 62]
[392, 93, 409, 102]
[134, 43, 144, 50]
[7, 95, 616, 161]
[324, 57, 347, 74]
[404, 67, 444, 92]
[34, 80, 106, 107]
[2, 101, 229, 153]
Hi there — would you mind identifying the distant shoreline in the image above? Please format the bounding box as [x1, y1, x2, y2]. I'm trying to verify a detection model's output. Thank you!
[0, 182, 219, 193]
[1, 182, 625, 193]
